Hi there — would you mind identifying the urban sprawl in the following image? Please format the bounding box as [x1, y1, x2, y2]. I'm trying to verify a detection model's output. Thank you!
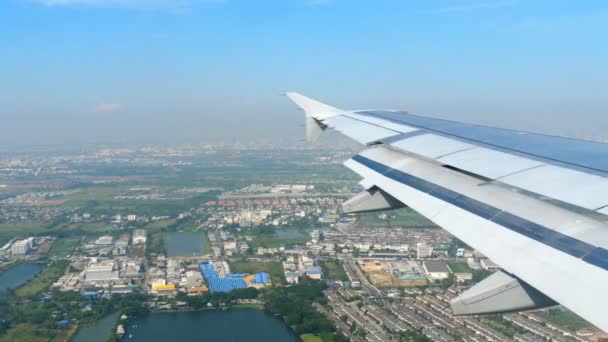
[0, 144, 604, 342]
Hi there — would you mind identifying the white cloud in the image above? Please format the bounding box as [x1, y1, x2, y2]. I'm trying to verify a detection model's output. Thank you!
[94, 103, 122, 112]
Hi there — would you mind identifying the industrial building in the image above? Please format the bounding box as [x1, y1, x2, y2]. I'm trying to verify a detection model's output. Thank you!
[423, 260, 450, 281]
[285, 271, 299, 284]
[416, 243, 433, 259]
[199, 262, 271, 292]
[454, 272, 473, 283]
[11, 237, 34, 255]
[200, 262, 247, 292]
[95, 236, 113, 246]
[480, 258, 500, 271]
[132, 229, 147, 245]
[306, 267, 323, 280]
[84, 261, 120, 282]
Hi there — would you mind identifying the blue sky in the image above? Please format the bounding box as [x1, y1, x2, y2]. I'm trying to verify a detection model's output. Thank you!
[1, 0, 607, 146]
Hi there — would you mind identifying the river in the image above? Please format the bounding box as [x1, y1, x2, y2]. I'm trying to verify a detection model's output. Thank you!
[0, 263, 42, 291]
[121, 308, 298, 341]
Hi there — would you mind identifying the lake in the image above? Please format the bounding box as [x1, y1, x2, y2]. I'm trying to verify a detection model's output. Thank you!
[275, 229, 306, 239]
[165, 232, 207, 257]
[121, 309, 298, 342]
[72, 312, 120, 342]
[0, 263, 42, 291]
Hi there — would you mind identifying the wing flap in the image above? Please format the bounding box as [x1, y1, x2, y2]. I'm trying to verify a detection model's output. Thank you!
[437, 146, 545, 179]
[324, 115, 400, 144]
[391, 133, 476, 159]
[345, 146, 608, 331]
[499, 165, 608, 211]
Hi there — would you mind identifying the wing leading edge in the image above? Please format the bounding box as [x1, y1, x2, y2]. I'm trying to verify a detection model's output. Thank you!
[286, 92, 608, 332]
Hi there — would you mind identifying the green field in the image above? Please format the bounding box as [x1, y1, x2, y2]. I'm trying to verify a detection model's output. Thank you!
[251, 234, 310, 248]
[0, 221, 112, 237]
[49, 237, 81, 257]
[300, 334, 323, 342]
[59, 222, 111, 233]
[16, 260, 70, 297]
[66, 186, 219, 217]
[62, 186, 118, 205]
[0, 222, 48, 234]
[228, 261, 285, 284]
[0, 323, 73, 342]
[320, 260, 348, 281]
[448, 262, 472, 273]
[201, 232, 212, 252]
[537, 309, 592, 331]
[248, 228, 311, 249]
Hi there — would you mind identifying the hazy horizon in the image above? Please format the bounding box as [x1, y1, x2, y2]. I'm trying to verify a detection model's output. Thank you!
[1, 0, 607, 147]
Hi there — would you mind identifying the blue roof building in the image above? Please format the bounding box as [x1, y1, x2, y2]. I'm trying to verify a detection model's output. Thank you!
[200, 262, 248, 293]
[252, 272, 270, 284]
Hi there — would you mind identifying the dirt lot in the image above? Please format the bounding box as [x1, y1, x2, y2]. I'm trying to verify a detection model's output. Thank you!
[360, 260, 428, 287]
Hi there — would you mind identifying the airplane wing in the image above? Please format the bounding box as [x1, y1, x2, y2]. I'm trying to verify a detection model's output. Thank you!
[286, 92, 608, 332]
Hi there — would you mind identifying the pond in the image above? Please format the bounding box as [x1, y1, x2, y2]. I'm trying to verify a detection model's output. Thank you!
[165, 232, 207, 257]
[0, 263, 42, 291]
[275, 229, 306, 239]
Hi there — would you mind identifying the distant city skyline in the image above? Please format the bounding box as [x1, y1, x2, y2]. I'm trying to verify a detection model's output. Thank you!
[1, 0, 607, 147]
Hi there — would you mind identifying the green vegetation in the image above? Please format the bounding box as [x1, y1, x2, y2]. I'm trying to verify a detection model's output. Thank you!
[0, 220, 112, 241]
[252, 234, 310, 248]
[0, 323, 72, 342]
[247, 226, 311, 249]
[537, 309, 592, 331]
[174, 287, 259, 309]
[263, 280, 346, 341]
[0, 222, 47, 234]
[301, 334, 324, 342]
[319, 260, 348, 281]
[48, 237, 80, 257]
[201, 232, 212, 252]
[60, 222, 109, 233]
[144, 218, 178, 232]
[0, 290, 150, 341]
[146, 233, 166, 256]
[447, 262, 472, 273]
[229, 260, 285, 284]
[16, 260, 69, 297]
[67, 188, 219, 217]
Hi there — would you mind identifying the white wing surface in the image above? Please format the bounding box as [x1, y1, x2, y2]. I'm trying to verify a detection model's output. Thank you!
[287, 92, 608, 332]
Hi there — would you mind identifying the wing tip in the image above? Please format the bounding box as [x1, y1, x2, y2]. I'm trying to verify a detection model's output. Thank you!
[284, 92, 340, 118]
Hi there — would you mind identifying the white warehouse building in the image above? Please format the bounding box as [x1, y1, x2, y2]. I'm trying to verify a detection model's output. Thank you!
[84, 261, 120, 282]
[11, 237, 34, 256]
[132, 229, 147, 245]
